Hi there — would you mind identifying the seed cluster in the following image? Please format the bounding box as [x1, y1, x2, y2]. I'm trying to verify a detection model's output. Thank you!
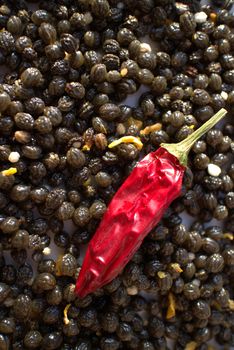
[0, 0, 234, 349]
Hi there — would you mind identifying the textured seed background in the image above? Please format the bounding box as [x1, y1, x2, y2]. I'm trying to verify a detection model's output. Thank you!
[1, 0, 234, 349]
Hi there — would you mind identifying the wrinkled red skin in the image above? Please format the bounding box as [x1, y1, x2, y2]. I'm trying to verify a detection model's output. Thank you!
[75, 147, 185, 298]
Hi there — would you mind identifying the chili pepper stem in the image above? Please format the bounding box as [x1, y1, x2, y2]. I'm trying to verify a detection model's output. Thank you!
[161, 108, 227, 167]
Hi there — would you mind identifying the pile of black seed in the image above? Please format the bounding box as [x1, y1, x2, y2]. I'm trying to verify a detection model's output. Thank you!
[0, 0, 234, 349]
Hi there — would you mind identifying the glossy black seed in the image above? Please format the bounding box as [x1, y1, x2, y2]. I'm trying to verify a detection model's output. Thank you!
[0, 217, 19, 234]
[45, 188, 66, 210]
[203, 176, 222, 191]
[67, 148, 86, 168]
[202, 237, 219, 254]
[158, 272, 173, 291]
[89, 200, 106, 220]
[65, 82, 85, 100]
[209, 73, 222, 92]
[73, 206, 90, 227]
[0, 334, 10, 350]
[33, 273, 56, 292]
[151, 76, 167, 95]
[39, 23, 56, 44]
[193, 300, 211, 319]
[42, 332, 63, 350]
[43, 305, 60, 324]
[148, 317, 165, 338]
[46, 285, 62, 306]
[21, 68, 43, 88]
[37, 258, 55, 274]
[60, 33, 78, 53]
[215, 287, 229, 308]
[180, 12, 196, 34]
[24, 331, 43, 349]
[116, 322, 133, 341]
[225, 192, 234, 208]
[193, 153, 210, 170]
[17, 263, 33, 287]
[57, 253, 77, 277]
[183, 283, 200, 300]
[206, 254, 224, 273]
[90, 64, 107, 83]
[95, 171, 112, 187]
[186, 231, 202, 253]
[214, 205, 228, 220]
[56, 202, 75, 221]
[100, 312, 118, 334]
[0, 317, 15, 334]
[13, 294, 32, 320]
[14, 112, 34, 130]
[0, 92, 11, 112]
[223, 248, 234, 265]
[0, 30, 15, 53]
[183, 262, 196, 280]
[175, 248, 190, 266]
[0, 283, 10, 303]
[99, 103, 120, 121]
[192, 89, 211, 106]
[11, 230, 29, 249]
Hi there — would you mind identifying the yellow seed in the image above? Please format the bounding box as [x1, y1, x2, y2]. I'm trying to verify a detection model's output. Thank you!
[56, 255, 63, 276]
[166, 293, 176, 319]
[63, 304, 71, 325]
[120, 68, 128, 77]
[189, 125, 195, 130]
[108, 136, 143, 150]
[127, 286, 138, 295]
[83, 178, 91, 187]
[223, 233, 233, 240]
[212, 301, 222, 311]
[126, 117, 143, 130]
[0, 6, 11, 15]
[82, 144, 91, 151]
[185, 341, 198, 350]
[65, 52, 70, 60]
[1, 167, 17, 176]
[157, 271, 166, 279]
[116, 123, 126, 135]
[228, 299, 234, 310]
[140, 123, 162, 135]
[210, 12, 217, 23]
[171, 263, 183, 273]
[208, 346, 215, 350]
[165, 19, 173, 25]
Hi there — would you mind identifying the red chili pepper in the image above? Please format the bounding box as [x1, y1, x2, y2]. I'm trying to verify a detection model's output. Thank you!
[75, 108, 227, 298]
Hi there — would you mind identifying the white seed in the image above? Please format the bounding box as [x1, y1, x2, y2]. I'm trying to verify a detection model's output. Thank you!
[192, 279, 201, 287]
[127, 286, 138, 295]
[116, 123, 126, 135]
[84, 12, 93, 25]
[221, 91, 228, 100]
[139, 43, 152, 53]
[207, 163, 221, 177]
[194, 12, 207, 23]
[8, 151, 20, 163]
[189, 252, 195, 261]
[117, 2, 124, 9]
[43, 247, 51, 255]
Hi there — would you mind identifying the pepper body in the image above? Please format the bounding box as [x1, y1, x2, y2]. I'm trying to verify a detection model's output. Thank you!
[75, 147, 184, 298]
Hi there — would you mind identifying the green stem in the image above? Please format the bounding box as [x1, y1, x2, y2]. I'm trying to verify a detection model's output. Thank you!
[161, 108, 227, 167]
